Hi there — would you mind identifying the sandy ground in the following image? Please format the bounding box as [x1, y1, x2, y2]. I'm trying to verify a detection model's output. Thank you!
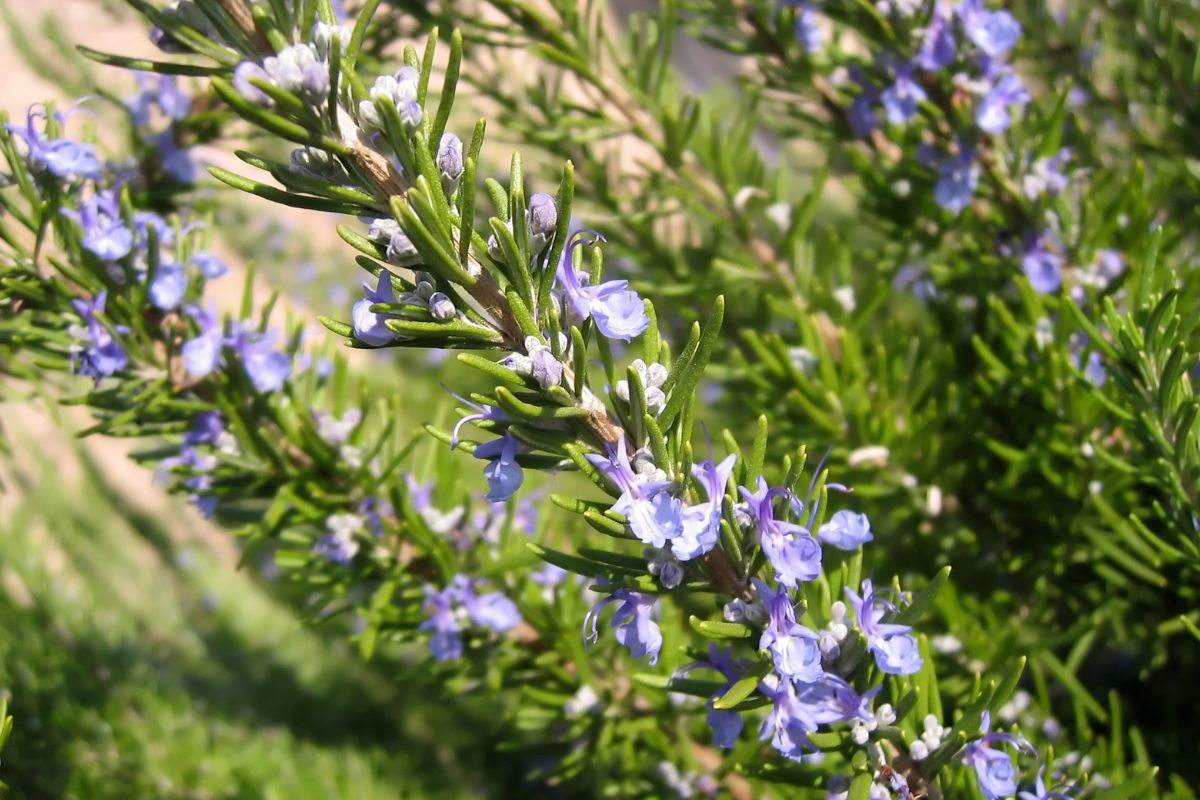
[0, 1, 278, 568]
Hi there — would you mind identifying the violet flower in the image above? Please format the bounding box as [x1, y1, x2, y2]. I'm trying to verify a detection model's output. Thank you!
[585, 587, 663, 664]
[556, 232, 649, 341]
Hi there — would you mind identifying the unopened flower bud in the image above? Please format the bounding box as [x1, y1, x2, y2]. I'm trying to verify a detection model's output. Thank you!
[527, 192, 557, 251]
[659, 560, 683, 589]
[530, 346, 563, 389]
[357, 99, 381, 128]
[394, 66, 420, 102]
[644, 386, 666, 416]
[723, 598, 746, 622]
[428, 292, 455, 320]
[234, 62, 273, 105]
[367, 217, 402, 243]
[437, 132, 464, 193]
[909, 740, 930, 761]
[386, 231, 420, 266]
[398, 100, 423, 131]
[877, 704, 896, 725]
[312, 22, 351, 58]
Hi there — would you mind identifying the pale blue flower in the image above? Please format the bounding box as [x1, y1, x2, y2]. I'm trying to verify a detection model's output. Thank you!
[193, 251, 229, 279]
[233, 62, 273, 105]
[921, 142, 979, 214]
[674, 453, 737, 561]
[817, 510, 873, 550]
[230, 325, 291, 392]
[182, 305, 223, 377]
[586, 438, 682, 548]
[976, 67, 1030, 134]
[844, 579, 924, 675]
[70, 291, 127, 381]
[126, 73, 190, 125]
[915, 5, 956, 71]
[585, 587, 662, 664]
[792, 675, 881, 726]
[474, 432, 524, 502]
[456, 575, 522, 632]
[881, 68, 927, 124]
[960, 712, 1036, 800]
[352, 272, 399, 346]
[960, 0, 1022, 58]
[149, 262, 188, 310]
[758, 678, 818, 761]
[756, 579, 824, 682]
[740, 478, 822, 587]
[1022, 231, 1063, 293]
[420, 583, 463, 661]
[5, 106, 103, 182]
[61, 188, 133, 261]
[556, 232, 649, 341]
[676, 645, 749, 749]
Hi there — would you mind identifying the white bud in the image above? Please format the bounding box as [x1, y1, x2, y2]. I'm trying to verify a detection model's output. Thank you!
[850, 721, 869, 745]
[877, 704, 896, 725]
[723, 598, 746, 622]
[909, 740, 930, 761]
[428, 292, 455, 320]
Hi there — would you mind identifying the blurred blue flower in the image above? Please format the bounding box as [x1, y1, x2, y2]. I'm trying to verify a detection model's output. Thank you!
[817, 510, 874, 550]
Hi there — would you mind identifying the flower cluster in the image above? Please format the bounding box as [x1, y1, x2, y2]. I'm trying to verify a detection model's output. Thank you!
[125, 73, 196, 183]
[420, 575, 522, 661]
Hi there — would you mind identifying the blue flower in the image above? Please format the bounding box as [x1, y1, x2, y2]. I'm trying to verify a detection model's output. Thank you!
[1018, 769, 1077, 800]
[446, 389, 508, 449]
[817, 510, 873, 550]
[313, 513, 362, 564]
[351, 272, 399, 346]
[961, 712, 1036, 800]
[793, 4, 824, 53]
[739, 479, 822, 587]
[758, 677, 818, 761]
[182, 305, 223, 377]
[126, 73, 190, 125]
[455, 575, 522, 632]
[150, 128, 197, 183]
[61, 188, 133, 261]
[233, 62, 274, 105]
[1022, 231, 1063, 293]
[5, 106, 103, 182]
[959, 0, 1022, 58]
[1022, 148, 1072, 200]
[844, 579, 924, 675]
[847, 69, 880, 138]
[676, 645, 749, 748]
[921, 142, 979, 214]
[586, 438, 683, 548]
[230, 325, 291, 392]
[69, 292, 128, 382]
[192, 251, 229, 279]
[420, 583, 464, 661]
[474, 432, 525, 502]
[674, 453, 737, 561]
[585, 587, 663, 664]
[149, 262, 188, 310]
[976, 66, 1030, 134]
[880, 68, 927, 124]
[915, 5, 956, 71]
[756, 580, 824, 682]
[556, 232, 649, 341]
[792, 674, 881, 726]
